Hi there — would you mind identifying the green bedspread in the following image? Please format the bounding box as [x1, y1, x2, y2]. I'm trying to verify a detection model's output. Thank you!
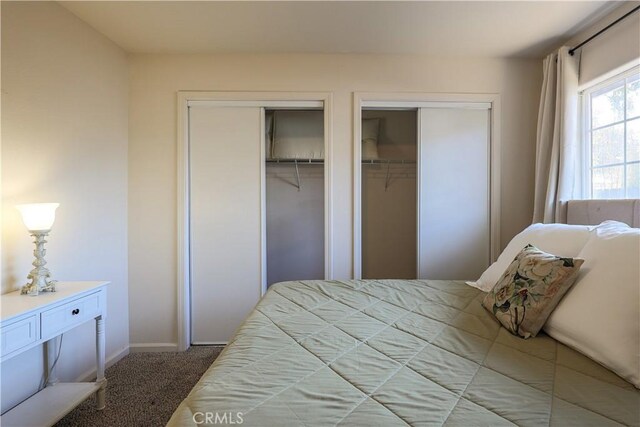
[168, 279, 639, 426]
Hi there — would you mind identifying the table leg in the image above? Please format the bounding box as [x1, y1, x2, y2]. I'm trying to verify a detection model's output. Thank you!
[45, 336, 60, 386]
[95, 315, 107, 410]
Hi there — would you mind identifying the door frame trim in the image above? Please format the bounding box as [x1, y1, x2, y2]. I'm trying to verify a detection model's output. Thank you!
[177, 91, 334, 350]
[352, 92, 501, 279]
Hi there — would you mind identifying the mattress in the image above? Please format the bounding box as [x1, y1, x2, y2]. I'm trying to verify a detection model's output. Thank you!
[169, 279, 639, 426]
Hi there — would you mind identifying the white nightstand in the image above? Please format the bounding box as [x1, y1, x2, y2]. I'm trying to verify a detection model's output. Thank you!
[0, 281, 109, 427]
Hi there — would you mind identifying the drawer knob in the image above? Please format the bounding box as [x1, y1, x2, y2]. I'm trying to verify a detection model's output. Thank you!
[72, 308, 80, 315]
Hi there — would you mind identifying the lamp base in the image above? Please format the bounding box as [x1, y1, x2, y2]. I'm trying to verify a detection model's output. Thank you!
[20, 231, 57, 296]
[21, 278, 57, 296]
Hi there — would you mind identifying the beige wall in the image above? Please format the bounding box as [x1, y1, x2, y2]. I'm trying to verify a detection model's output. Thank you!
[128, 53, 542, 347]
[1, 1, 129, 411]
[565, 1, 640, 87]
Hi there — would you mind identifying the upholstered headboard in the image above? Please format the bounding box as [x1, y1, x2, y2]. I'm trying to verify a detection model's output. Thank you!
[565, 199, 640, 227]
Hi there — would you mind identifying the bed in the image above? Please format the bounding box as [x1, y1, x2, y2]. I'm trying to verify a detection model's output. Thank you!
[169, 200, 639, 426]
[168, 278, 639, 426]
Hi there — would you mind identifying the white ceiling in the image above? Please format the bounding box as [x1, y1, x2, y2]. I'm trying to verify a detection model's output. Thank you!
[60, 1, 618, 58]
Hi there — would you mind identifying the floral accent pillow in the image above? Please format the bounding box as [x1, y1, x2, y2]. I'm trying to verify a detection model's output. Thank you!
[482, 244, 584, 339]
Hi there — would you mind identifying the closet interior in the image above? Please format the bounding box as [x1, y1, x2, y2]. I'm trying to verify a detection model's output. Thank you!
[361, 109, 418, 279]
[358, 103, 491, 281]
[265, 109, 325, 287]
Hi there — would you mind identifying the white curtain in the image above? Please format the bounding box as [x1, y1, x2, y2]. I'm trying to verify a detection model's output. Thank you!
[532, 46, 581, 224]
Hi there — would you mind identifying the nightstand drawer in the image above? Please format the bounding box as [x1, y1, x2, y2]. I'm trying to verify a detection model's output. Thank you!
[41, 291, 102, 339]
[1, 315, 38, 358]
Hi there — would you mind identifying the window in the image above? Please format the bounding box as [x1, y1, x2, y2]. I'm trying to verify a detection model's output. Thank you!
[582, 66, 640, 199]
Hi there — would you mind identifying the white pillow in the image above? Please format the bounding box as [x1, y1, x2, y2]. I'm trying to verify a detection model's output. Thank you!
[362, 118, 380, 160]
[544, 221, 640, 387]
[467, 223, 593, 291]
[271, 111, 324, 159]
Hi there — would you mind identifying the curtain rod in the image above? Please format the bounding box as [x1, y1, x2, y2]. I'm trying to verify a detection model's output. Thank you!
[569, 5, 640, 56]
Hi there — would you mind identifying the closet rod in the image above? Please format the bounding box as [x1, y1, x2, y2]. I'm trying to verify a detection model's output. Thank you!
[569, 5, 640, 56]
[363, 159, 417, 191]
[266, 158, 321, 190]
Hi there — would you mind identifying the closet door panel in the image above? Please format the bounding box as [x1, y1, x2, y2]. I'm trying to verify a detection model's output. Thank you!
[190, 106, 262, 344]
[418, 108, 490, 280]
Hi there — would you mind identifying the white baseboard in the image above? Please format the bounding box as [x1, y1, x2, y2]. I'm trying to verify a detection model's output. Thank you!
[191, 341, 228, 346]
[77, 345, 129, 382]
[129, 343, 179, 353]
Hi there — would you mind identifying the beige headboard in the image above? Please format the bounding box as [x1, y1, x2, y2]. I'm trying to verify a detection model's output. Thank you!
[565, 199, 640, 227]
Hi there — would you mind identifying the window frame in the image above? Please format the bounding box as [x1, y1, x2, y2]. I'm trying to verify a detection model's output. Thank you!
[580, 65, 640, 200]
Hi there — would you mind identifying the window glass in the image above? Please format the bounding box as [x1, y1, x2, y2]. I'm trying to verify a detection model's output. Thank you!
[592, 123, 624, 166]
[627, 118, 640, 163]
[591, 84, 624, 128]
[627, 163, 640, 198]
[627, 74, 640, 119]
[592, 165, 624, 199]
[584, 67, 640, 199]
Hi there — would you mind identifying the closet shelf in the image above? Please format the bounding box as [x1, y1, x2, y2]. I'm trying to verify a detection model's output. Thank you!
[266, 159, 415, 164]
[266, 158, 324, 164]
[362, 159, 416, 164]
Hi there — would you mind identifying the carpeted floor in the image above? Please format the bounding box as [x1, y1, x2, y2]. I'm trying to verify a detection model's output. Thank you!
[55, 345, 224, 427]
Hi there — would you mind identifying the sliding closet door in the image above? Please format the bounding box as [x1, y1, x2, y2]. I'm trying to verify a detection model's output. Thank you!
[190, 106, 262, 344]
[418, 107, 490, 280]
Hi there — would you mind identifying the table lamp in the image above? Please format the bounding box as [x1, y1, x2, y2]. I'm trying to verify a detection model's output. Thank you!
[16, 203, 59, 296]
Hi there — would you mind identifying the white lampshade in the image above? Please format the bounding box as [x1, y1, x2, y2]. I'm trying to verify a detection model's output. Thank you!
[16, 203, 60, 231]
